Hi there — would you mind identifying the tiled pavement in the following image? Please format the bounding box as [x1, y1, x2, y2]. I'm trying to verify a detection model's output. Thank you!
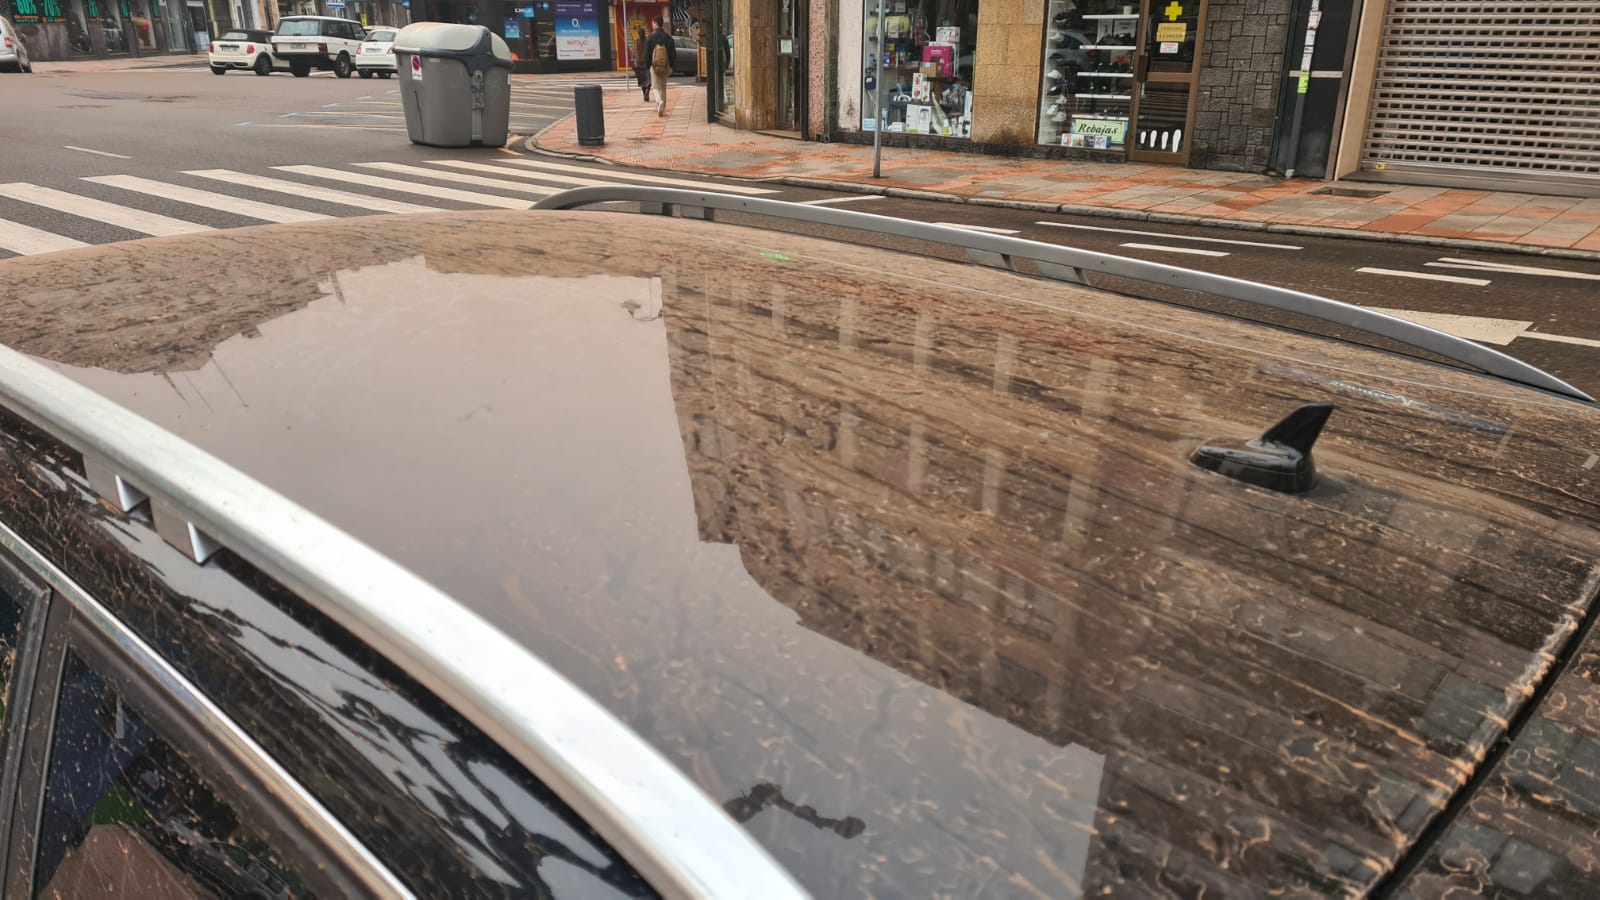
[532, 81, 1600, 259]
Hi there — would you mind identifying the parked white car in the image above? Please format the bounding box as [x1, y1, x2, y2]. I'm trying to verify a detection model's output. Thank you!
[0, 15, 32, 73]
[208, 29, 287, 76]
[354, 27, 397, 78]
[271, 15, 367, 78]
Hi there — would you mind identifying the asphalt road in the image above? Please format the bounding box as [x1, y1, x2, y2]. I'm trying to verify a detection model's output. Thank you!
[5, 64, 1600, 397]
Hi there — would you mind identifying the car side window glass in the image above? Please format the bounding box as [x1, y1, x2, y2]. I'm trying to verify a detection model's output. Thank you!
[0, 555, 41, 757]
[31, 651, 314, 899]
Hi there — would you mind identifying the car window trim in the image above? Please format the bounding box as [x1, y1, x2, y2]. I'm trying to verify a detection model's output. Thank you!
[0, 518, 412, 899]
[0, 545, 49, 887]
[532, 186, 1596, 403]
[0, 345, 806, 899]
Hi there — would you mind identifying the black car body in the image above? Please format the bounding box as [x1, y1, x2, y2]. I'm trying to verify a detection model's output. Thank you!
[0, 192, 1596, 896]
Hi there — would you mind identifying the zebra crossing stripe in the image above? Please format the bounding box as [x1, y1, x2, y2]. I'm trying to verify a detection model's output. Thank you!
[84, 175, 332, 223]
[496, 159, 779, 195]
[185, 169, 442, 214]
[353, 162, 560, 196]
[0, 218, 88, 255]
[0, 183, 212, 236]
[273, 165, 533, 209]
[427, 159, 615, 188]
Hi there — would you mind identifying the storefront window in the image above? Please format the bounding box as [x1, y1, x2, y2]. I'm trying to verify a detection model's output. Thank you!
[1036, 0, 1135, 150]
[127, 0, 161, 50]
[494, 1, 551, 62]
[860, 0, 977, 138]
[69, 0, 95, 54]
[103, 0, 131, 53]
[708, 0, 733, 117]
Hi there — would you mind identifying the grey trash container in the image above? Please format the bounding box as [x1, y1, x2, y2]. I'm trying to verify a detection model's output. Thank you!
[574, 84, 604, 146]
[393, 23, 513, 147]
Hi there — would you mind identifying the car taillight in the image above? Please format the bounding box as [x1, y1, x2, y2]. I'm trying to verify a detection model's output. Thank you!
[318, 42, 327, 52]
[210, 41, 216, 53]
[3, 37, 13, 49]
[386, 46, 393, 54]
[246, 43, 254, 53]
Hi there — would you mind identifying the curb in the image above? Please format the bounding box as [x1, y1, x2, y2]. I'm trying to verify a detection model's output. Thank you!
[522, 122, 1600, 262]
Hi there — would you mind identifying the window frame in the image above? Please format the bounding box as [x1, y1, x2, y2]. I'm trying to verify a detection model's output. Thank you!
[0, 526, 409, 898]
[0, 546, 49, 885]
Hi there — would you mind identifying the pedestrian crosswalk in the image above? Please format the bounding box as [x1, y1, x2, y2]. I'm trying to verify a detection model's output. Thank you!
[0, 158, 781, 258]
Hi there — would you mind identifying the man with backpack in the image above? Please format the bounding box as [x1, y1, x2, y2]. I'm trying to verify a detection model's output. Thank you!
[646, 17, 676, 118]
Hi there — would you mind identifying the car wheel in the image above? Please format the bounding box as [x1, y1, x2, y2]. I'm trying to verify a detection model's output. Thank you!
[378, 70, 392, 78]
[291, 62, 310, 77]
[254, 54, 272, 75]
[210, 64, 226, 74]
[333, 53, 352, 78]
[358, 68, 373, 79]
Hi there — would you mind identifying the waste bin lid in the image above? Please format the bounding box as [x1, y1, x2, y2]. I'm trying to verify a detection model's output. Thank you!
[393, 22, 511, 64]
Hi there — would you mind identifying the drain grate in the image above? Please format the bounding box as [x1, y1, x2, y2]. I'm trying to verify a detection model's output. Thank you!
[1311, 185, 1391, 199]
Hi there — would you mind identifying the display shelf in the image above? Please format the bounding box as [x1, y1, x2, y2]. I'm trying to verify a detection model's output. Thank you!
[1084, 44, 1136, 51]
[1071, 114, 1130, 121]
[1079, 72, 1133, 77]
[1082, 13, 1138, 18]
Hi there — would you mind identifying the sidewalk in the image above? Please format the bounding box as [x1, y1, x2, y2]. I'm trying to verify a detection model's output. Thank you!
[33, 54, 206, 75]
[533, 84, 1600, 260]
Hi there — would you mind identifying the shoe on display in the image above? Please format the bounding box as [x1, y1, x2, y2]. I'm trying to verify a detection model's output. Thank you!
[1047, 68, 1062, 79]
[1051, 110, 1067, 123]
[1047, 83, 1064, 95]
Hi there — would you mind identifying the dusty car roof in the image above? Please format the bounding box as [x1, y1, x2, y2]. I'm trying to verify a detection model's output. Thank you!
[3, 210, 1598, 895]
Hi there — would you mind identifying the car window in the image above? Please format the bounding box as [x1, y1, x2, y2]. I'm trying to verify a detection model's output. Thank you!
[0, 554, 41, 757]
[368, 29, 395, 42]
[218, 31, 249, 40]
[31, 650, 315, 899]
[275, 19, 318, 36]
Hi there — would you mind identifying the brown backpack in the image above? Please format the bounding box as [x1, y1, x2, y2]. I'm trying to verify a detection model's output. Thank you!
[651, 42, 669, 74]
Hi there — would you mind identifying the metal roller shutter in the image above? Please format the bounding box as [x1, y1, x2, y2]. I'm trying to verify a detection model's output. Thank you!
[1361, 1, 1600, 193]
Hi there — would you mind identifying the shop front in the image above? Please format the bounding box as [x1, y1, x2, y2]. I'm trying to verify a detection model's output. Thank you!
[11, 0, 193, 59]
[612, 0, 666, 71]
[410, 0, 611, 70]
[1034, 0, 1205, 162]
[836, 0, 1256, 169]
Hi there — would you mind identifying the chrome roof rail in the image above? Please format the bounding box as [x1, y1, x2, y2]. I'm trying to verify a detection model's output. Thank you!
[534, 186, 1593, 404]
[0, 344, 807, 900]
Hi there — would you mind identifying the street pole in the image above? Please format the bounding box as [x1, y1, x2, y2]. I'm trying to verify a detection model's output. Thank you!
[871, 0, 885, 177]
[1281, 0, 1320, 179]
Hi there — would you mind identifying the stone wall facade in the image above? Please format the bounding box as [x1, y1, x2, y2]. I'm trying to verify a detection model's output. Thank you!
[1189, 0, 1292, 172]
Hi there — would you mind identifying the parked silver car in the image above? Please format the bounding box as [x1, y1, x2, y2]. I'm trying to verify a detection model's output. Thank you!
[0, 16, 32, 73]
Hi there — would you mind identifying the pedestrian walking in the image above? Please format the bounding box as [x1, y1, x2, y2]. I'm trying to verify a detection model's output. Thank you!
[633, 27, 652, 102]
[646, 17, 676, 118]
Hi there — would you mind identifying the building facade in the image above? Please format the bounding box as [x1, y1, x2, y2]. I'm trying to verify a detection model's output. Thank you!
[4, 0, 408, 60]
[711, 0, 1600, 194]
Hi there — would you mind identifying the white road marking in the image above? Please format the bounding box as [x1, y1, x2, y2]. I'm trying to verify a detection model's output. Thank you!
[1121, 242, 1230, 257]
[0, 218, 88, 255]
[933, 222, 1021, 234]
[1037, 220, 1302, 249]
[1366, 307, 1533, 346]
[1428, 257, 1600, 282]
[427, 159, 617, 187]
[0, 183, 211, 236]
[185, 169, 441, 214]
[1520, 331, 1600, 349]
[497, 159, 779, 195]
[354, 162, 559, 196]
[84, 175, 331, 223]
[63, 145, 133, 160]
[796, 195, 886, 206]
[274, 165, 532, 209]
[1355, 266, 1490, 286]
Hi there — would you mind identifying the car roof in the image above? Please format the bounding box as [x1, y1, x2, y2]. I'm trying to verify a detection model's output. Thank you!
[3, 204, 1598, 895]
